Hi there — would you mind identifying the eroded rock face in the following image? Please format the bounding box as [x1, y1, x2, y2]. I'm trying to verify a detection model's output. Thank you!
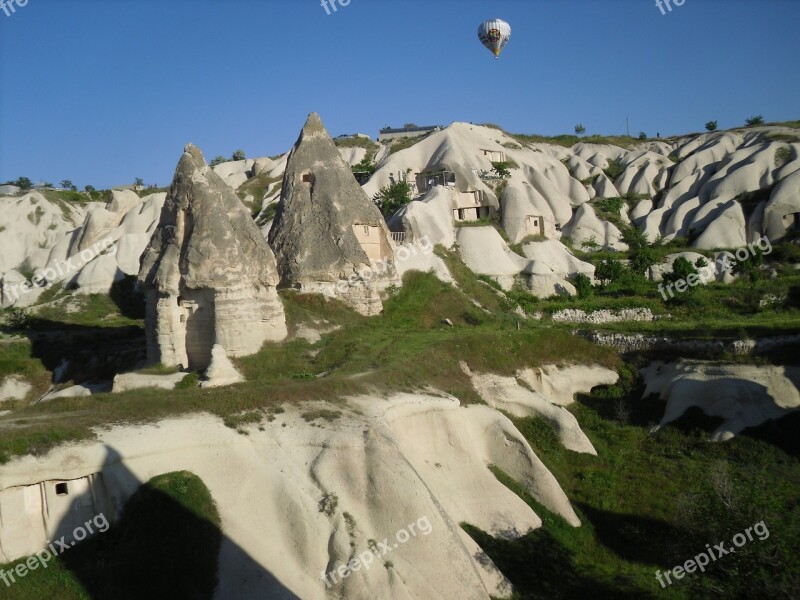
[0, 393, 580, 598]
[268, 113, 397, 316]
[641, 361, 800, 441]
[138, 144, 287, 371]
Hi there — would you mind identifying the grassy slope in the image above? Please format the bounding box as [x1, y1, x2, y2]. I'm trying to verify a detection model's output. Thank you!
[0, 471, 221, 599]
[0, 242, 798, 598]
[0, 265, 618, 463]
[466, 377, 800, 599]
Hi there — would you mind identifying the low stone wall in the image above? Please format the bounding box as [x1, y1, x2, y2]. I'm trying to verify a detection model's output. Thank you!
[552, 308, 658, 324]
[581, 332, 800, 356]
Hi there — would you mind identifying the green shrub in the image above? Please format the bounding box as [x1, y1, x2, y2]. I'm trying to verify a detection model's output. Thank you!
[595, 259, 625, 285]
[602, 159, 625, 182]
[593, 197, 625, 216]
[373, 181, 412, 216]
[572, 273, 594, 299]
[175, 373, 199, 390]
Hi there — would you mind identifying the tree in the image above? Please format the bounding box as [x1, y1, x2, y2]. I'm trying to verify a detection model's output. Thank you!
[705, 120, 718, 132]
[572, 273, 594, 298]
[574, 124, 586, 136]
[351, 155, 376, 177]
[210, 156, 227, 167]
[84, 185, 96, 193]
[403, 123, 418, 129]
[14, 177, 32, 190]
[373, 181, 412, 217]
[622, 226, 657, 277]
[60, 179, 77, 191]
[232, 149, 246, 161]
[733, 247, 765, 282]
[661, 257, 700, 303]
[491, 161, 512, 179]
[745, 115, 765, 127]
[638, 131, 648, 140]
[595, 259, 625, 286]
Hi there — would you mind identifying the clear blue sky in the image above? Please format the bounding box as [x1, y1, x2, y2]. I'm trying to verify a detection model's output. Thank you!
[1, 0, 798, 189]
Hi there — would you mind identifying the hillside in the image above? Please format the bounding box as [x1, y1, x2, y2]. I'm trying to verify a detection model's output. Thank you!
[0, 117, 798, 599]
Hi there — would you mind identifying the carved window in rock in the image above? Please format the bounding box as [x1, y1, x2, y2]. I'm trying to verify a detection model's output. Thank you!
[55, 482, 69, 496]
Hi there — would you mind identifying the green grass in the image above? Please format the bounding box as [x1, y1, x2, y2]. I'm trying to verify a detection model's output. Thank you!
[34, 293, 142, 328]
[0, 268, 618, 462]
[235, 172, 281, 211]
[463, 372, 800, 599]
[0, 471, 221, 599]
[387, 133, 433, 155]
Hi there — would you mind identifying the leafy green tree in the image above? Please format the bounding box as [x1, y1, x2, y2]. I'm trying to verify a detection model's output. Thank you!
[745, 115, 765, 127]
[210, 156, 227, 167]
[663, 257, 699, 300]
[373, 181, 412, 217]
[14, 177, 32, 190]
[733, 247, 765, 283]
[232, 149, 246, 161]
[134, 177, 144, 188]
[572, 273, 594, 298]
[622, 226, 657, 277]
[574, 124, 586, 136]
[84, 185, 96, 193]
[595, 259, 625, 285]
[60, 179, 74, 190]
[351, 155, 376, 176]
[705, 120, 718, 132]
[491, 161, 512, 179]
[638, 131, 647, 140]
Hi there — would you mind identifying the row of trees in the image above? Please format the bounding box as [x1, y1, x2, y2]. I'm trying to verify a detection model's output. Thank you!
[210, 150, 246, 167]
[572, 115, 767, 138]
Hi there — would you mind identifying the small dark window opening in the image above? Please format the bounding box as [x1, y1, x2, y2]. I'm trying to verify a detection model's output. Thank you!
[55, 482, 69, 496]
[302, 173, 314, 183]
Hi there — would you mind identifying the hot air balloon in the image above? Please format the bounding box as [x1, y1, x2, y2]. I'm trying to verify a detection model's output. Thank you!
[478, 19, 511, 59]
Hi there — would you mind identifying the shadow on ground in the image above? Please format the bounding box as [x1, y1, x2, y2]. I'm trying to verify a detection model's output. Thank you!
[8, 446, 298, 599]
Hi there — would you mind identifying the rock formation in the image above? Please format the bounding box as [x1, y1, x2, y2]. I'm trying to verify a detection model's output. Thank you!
[268, 113, 397, 315]
[138, 144, 287, 371]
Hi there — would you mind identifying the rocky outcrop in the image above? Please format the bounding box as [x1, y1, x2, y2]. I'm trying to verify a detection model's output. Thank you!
[268, 113, 398, 316]
[0, 393, 583, 598]
[111, 372, 187, 393]
[642, 361, 800, 441]
[138, 144, 287, 371]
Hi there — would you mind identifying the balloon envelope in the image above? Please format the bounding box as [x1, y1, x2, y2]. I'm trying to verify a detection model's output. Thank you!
[478, 19, 511, 58]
